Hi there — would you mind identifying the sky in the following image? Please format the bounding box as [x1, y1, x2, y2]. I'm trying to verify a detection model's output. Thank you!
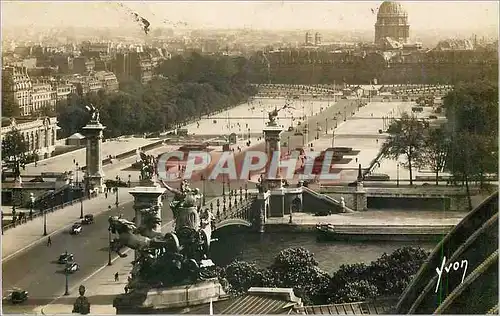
[1, 1, 499, 32]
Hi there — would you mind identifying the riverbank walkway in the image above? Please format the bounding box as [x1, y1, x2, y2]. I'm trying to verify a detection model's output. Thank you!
[267, 210, 468, 227]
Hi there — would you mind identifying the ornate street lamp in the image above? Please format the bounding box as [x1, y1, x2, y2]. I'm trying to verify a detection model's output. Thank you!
[108, 225, 113, 266]
[80, 192, 84, 219]
[64, 249, 70, 296]
[201, 175, 206, 206]
[397, 163, 400, 187]
[29, 192, 35, 219]
[43, 201, 48, 236]
[115, 176, 120, 208]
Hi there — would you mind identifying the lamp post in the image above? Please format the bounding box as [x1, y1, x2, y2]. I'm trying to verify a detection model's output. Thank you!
[29, 192, 35, 219]
[331, 129, 335, 148]
[128, 174, 131, 187]
[64, 252, 70, 296]
[108, 226, 113, 266]
[325, 118, 328, 134]
[75, 161, 79, 190]
[201, 175, 206, 206]
[397, 163, 400, 187]
[43, 201, 48, 236]
[222, 175, 226, 197]
[115, 176, 120, 208]
[80, 189, 84, 219]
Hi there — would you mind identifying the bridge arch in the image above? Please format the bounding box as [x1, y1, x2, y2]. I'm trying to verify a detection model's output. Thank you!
[215, 218, 252, 231]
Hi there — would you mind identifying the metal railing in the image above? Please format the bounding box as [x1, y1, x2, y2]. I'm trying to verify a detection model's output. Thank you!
[2, 194, 96, 232]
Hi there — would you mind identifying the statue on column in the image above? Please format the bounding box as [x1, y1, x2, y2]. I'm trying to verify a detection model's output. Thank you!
[108, 179, 216, 292]
[267, 103, 295, 126]
[139, 152, 157, 181]
[85, 104, 100, 123]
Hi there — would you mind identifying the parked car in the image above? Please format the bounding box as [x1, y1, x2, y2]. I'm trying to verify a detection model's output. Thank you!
[81, 214, 94, 225]
[105, 179, 128, 188]
[10, 289, 28, 304]
[65, 262, 80, 274]
[58, 252, 74, 264]
[70, 223, 82, 235]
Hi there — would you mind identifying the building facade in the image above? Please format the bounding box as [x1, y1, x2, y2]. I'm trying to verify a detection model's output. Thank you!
[94, 71, 119, 92]
[52, 81, 77, 101]
[30, 82, 57, 113]
[374, 1, 410, 45]
[3, 66, 33, 116]
[1, 116, 59, 159]
[115, 52, 153, 84]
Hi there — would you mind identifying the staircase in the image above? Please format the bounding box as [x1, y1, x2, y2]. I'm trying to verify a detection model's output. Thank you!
[302, 186, 355, 213]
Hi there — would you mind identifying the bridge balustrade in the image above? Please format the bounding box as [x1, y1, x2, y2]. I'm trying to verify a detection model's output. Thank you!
[210, 188, 257, 226]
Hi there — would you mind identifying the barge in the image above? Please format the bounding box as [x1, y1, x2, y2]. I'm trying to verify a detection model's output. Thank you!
[315, 223, 454, 242]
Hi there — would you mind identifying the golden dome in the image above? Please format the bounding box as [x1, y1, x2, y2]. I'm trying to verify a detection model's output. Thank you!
[377, 1, 407, 17]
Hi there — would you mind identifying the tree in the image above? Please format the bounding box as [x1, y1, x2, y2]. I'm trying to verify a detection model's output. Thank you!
[367, 247, 429, 297]
[1, 129, 28, 177]
[443, 80, 498, 190]
[56, 53, 257, 138]
[1, 74, 20, 117]
[382, 112, 427, 185]
[263, 247, 331, 305]
[222, 260, 264, 295]
[328, 263, 378, 303]
[419, 128, 451, 185]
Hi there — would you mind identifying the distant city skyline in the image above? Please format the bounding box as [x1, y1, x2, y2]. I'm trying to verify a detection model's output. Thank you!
[2, 1, 498, 35]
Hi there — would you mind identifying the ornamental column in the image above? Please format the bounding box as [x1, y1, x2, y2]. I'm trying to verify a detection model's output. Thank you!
[82, 120, 105, 193]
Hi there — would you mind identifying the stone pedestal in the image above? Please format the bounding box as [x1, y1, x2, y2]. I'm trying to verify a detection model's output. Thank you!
[269, 188, 285, 217]
[353, 182, 367, 212]
[263, 124, 284, 184]
[82, 122, 105, 193]
[114, 278, 226, 314]
[129, 186, 166, 259]
[284, 187, 303, 215]
[255, 191, 271, 233]
[129, 186, 166, 231]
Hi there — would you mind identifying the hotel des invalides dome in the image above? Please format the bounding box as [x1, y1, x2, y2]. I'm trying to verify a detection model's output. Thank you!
[250, 0, 497, 85]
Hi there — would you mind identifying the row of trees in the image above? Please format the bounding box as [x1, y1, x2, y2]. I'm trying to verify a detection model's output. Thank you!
[381, 80, 498, 204]
[57, 52, 257, 138]
[217, 246, 429, 305]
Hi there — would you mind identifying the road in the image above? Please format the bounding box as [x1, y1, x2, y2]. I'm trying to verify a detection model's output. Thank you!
[0, 179, 233, 312]
[1, 199, 174, 311]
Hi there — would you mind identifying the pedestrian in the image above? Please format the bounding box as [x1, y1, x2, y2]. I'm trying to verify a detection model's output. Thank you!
[115, 272, 119, 282]
[47, 236, 52, 247]
[105, 192, 108, 199]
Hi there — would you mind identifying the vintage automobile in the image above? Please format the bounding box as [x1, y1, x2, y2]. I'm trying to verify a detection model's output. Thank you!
[70, 223, 83, 235]
[81, 214, 94, 225]
[58, 252, 74, 264]
[10, 289, 29, 304]
[65, 262, 80, 274]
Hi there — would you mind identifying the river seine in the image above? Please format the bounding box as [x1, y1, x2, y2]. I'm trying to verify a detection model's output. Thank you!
[210, 228, 437, 274]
